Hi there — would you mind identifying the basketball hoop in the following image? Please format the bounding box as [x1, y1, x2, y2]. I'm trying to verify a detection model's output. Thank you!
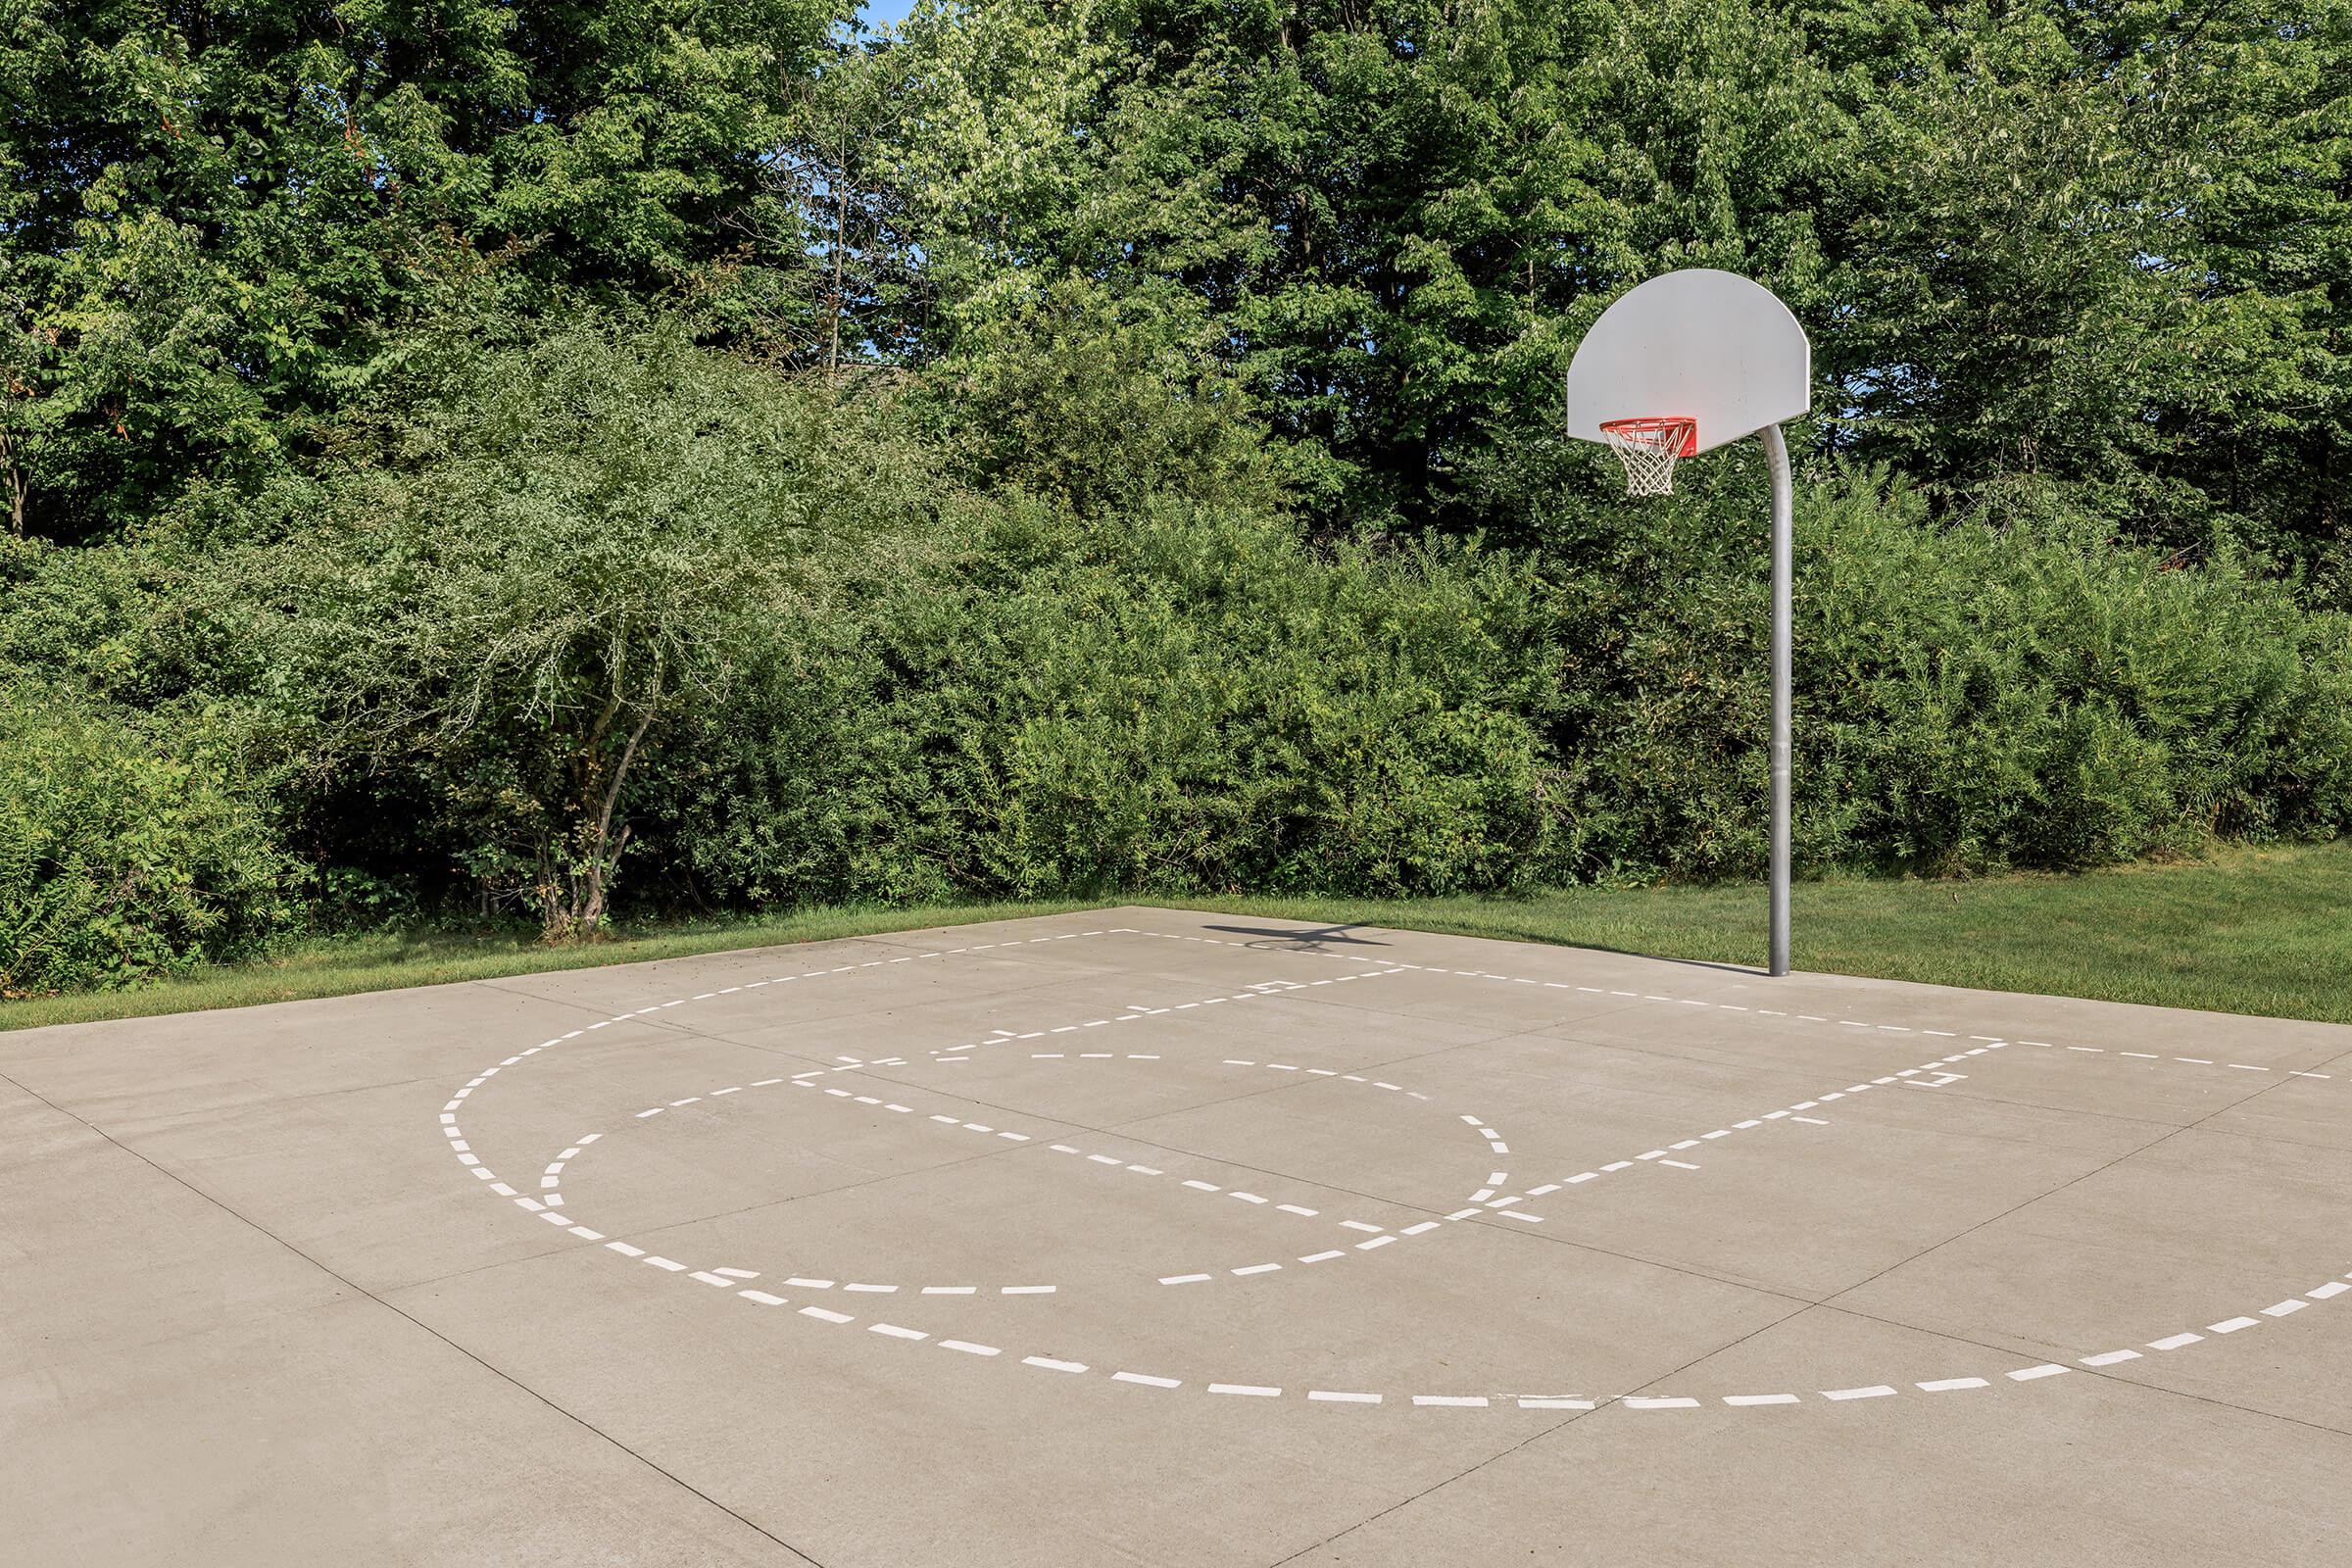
[1563, 270, 1810, 975]
[1597, 416, 1697, 497]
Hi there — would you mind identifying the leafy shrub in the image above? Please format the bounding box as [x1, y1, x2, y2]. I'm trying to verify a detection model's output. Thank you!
[1534, 461, 2352, 880]
[673, 501, 1565, 902]
[0, 684, 298, 995]
[191, 317, 950, 938]
[562, 459, 2352, 908]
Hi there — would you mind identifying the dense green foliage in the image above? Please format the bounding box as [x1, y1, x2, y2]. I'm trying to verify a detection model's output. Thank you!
[200, 318, 951, 935]
[1533, 466, 2352, 880]
[2, 1, 2347, 993]
[0, 0, 839, 541]
[0, 679, 295, 995]
[673, 502, 1563, 903]
[889, 0, 2352, 582]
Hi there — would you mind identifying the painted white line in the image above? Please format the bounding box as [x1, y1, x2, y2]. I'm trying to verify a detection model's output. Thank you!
[452, 921, 2352, 1421]
[1917, 1378, 1988, 1392]
[1208, 1384, 1282, 1397]
[1113, 1372, 1181, 1389]
[1411, 1396, 1489, 1407]
[1308, 1391, 1382, 1403]
[1822, 1386, 1896, 1400]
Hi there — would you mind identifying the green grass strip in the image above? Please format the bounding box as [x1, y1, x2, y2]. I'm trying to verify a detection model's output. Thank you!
[5, 842, 2347, 1032]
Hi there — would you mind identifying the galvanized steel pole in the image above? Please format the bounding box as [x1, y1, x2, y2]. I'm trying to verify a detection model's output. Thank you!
[1762, 423, 1792, 977]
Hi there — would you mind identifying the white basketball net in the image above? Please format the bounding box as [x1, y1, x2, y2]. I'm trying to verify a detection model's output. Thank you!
[1599, 417, 1695, 497]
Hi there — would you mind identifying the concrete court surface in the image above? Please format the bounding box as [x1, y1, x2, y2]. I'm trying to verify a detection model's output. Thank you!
[5, 907, 2351, 1567]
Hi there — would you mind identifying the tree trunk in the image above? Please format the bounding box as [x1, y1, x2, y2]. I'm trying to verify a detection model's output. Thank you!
[566, 666, 660, 938]
[828, 173, 848, 383]
[0, 422, 24, 536]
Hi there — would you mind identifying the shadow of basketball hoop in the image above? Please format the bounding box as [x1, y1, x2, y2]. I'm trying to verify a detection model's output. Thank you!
[1199, 922, 1390, 950]
[1201, 920, 1766, 978]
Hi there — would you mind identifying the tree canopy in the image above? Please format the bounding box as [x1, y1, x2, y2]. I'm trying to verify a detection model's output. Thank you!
[8, 0, 2346, 576]
[1, 0, 838, 539]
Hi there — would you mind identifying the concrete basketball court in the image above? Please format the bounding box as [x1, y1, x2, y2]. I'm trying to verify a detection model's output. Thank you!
[6, 906, 2351, 1566]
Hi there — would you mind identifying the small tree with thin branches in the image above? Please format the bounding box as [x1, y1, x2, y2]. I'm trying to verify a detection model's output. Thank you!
[228, 317, 930, 938]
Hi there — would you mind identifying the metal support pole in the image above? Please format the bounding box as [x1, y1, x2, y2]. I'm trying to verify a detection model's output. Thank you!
[1762, 423, 1792, 977]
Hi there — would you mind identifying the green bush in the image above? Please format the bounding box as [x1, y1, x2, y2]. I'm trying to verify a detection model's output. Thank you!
[1802, 475, 2352, 872]
[0, 684, 298, 995]
[1532, 461, 2352, 880]
[186, 317, 950, 938]
[593, 460, 2352, 907]
[14, 342, 2348, 984]
[673, 501, 1565, 902]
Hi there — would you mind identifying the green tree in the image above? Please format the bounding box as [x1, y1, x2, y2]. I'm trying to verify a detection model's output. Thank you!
[1810, 1, 2349, 585]
[206, 318, 940, 937]
[883, 0, 2349, 574]
[884, 0, 1844, 528]
[0, 0, 837, 540]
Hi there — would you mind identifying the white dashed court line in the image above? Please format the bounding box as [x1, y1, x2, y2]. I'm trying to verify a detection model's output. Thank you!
[439, 923, 2351, 1417]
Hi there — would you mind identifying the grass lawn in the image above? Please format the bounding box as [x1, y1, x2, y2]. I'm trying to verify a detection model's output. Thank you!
[4, 841, 2347, 1033]
[1202, 838, 2352, 1026]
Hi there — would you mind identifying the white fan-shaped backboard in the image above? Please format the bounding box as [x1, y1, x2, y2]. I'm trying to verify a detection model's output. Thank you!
[1562, 270, 1810, 455]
